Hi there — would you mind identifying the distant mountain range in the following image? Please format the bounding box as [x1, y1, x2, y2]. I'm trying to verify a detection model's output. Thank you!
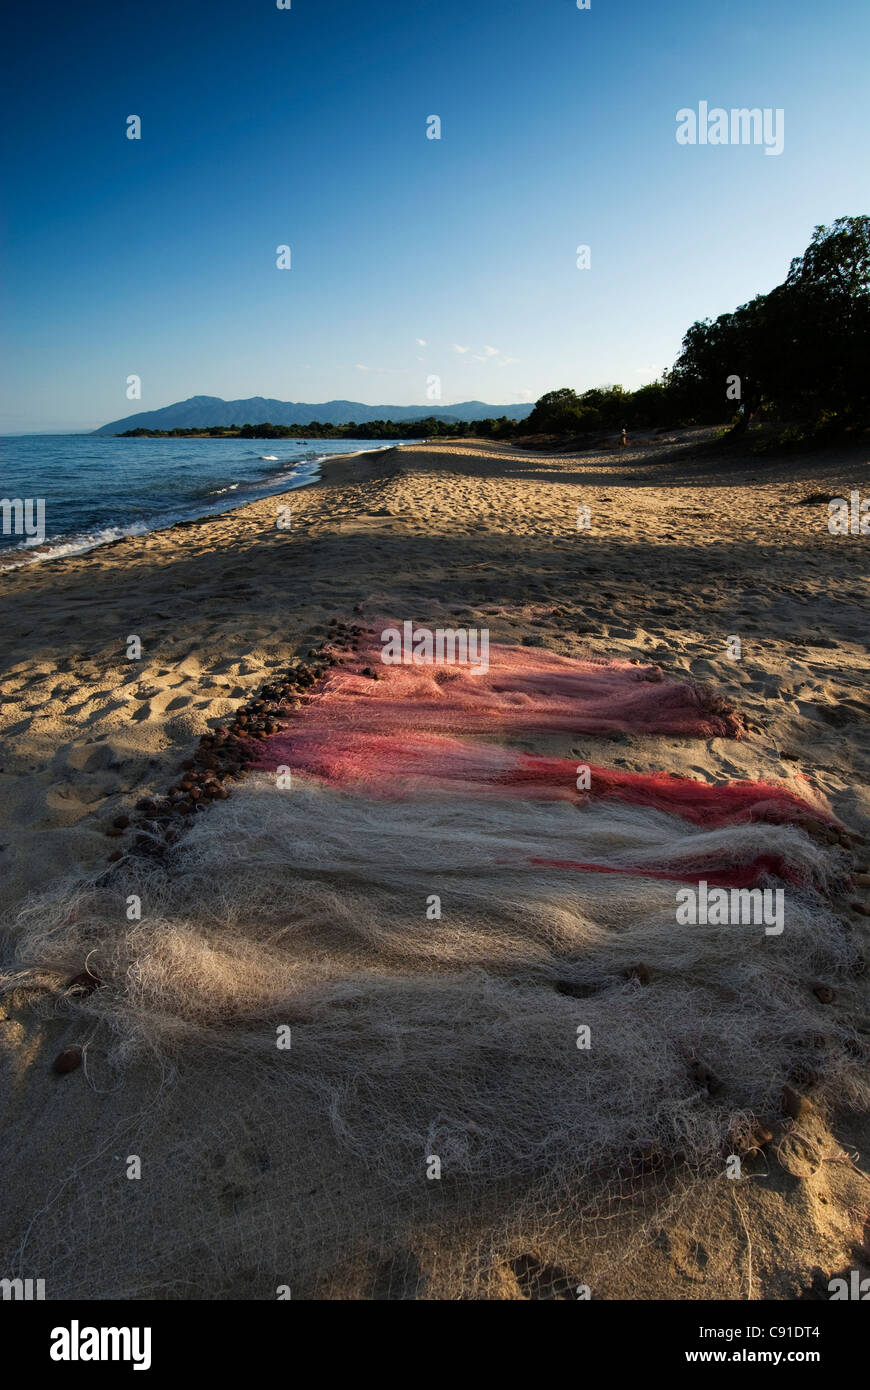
[93, 395, 533, 434]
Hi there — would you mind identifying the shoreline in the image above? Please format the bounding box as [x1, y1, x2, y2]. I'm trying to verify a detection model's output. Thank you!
[0, 443, 405, 575]
[3, 428, 868, 880]
[1, 432, 869, 1299]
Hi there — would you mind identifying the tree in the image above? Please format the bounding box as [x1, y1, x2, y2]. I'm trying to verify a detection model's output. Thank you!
[524, 388, 585, 433]
[671, 216, 870, 430]
[786, 216, 870, 302]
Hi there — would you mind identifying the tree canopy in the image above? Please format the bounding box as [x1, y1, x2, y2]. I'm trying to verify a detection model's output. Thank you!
[669, 215, 870, 430]
[120, 217, 869, 447]
[526, 216, 870, 441]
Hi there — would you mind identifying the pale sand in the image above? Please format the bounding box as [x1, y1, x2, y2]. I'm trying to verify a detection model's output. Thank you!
[1, 431, 869, 1298]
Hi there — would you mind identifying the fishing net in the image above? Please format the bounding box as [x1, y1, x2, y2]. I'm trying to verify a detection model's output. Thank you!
[255, 729, 835, 830]
[291, 636, 746, 739]
[0, 635, 865, 1300]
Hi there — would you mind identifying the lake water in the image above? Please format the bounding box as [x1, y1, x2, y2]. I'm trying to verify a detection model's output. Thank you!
[0, 435, 401, 568]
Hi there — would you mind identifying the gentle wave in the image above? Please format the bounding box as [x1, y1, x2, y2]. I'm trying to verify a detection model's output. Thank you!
[0, 438, 403, 571]
[0, 520, 152, 569]
[0, 459, 320, 571]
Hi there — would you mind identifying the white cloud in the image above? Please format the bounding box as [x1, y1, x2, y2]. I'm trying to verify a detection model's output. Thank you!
[415, 338, 427, 346]
[452, 343, 469, 354]
[354, 364, 408, 374]
[498, 356, 519, 367]
[483, 345, 499, 356]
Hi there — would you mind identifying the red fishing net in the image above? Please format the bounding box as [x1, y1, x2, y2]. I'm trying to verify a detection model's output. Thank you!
[254, 729, 832, 831]
[296, 637, 746, 739]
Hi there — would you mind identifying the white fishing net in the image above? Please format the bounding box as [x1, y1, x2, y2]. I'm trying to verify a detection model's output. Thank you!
[0, 778, 866, 1299]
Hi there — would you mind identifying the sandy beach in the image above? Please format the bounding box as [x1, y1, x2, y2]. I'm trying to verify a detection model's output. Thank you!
[2, 432, 869, 1299]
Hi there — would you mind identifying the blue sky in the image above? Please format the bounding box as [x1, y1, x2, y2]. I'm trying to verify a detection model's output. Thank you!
[1, 0, 868, 432]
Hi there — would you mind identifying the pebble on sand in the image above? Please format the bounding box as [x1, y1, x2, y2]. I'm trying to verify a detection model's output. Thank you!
[52, 1047, 83, 1075]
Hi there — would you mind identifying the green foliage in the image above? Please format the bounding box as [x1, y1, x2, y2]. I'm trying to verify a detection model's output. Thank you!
[671, 215, 870, 430]
[518, 216, 870, 441]
[118, 217, 869, 448]
[522, 382, 671, 435]
[119, 416, 521, 441]
[524, 388, 586, 434]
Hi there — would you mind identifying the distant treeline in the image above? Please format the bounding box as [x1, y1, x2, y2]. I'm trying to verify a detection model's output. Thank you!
[118, 417, 518, 440]
[523, 216, 870, 442]
[120, 217, 870, 446]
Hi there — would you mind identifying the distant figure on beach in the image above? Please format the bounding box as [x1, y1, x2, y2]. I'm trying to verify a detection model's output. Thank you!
[617, 426, 628, 450]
